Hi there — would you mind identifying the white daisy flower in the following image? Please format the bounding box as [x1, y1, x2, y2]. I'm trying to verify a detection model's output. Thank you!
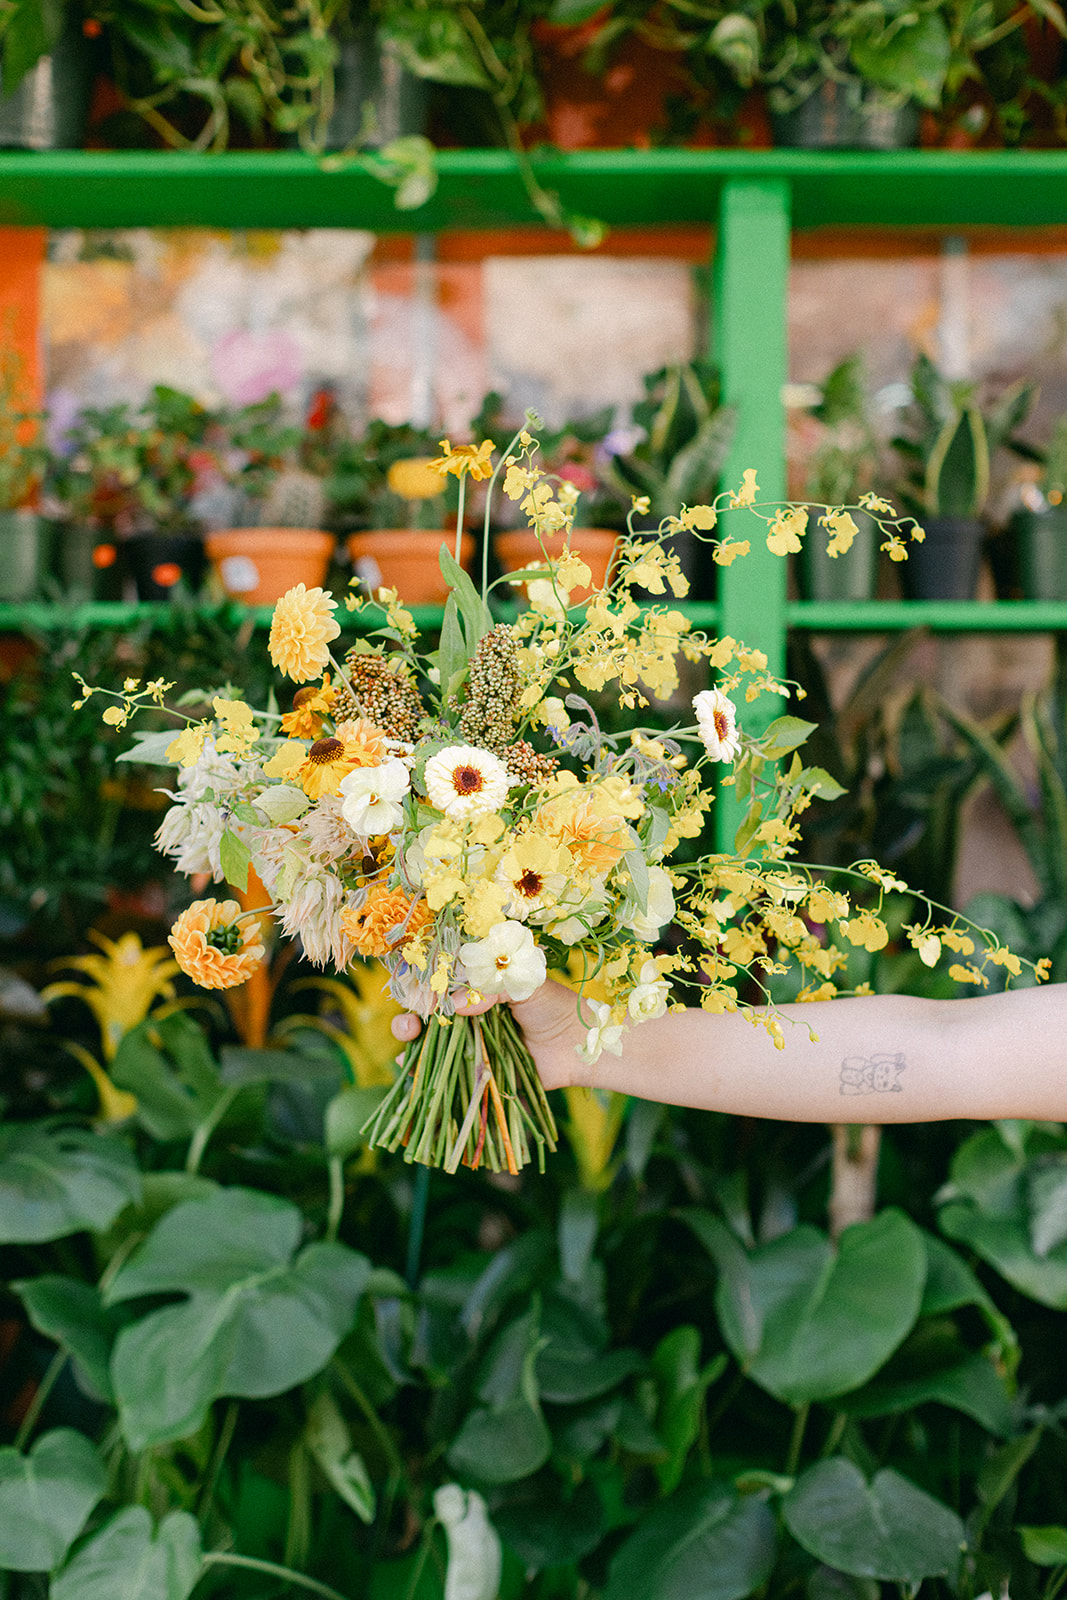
[693, 688, 741, 762]
[424, 744, 511, 820]
[457, 919, 546, 1002]
[339, 758, 410, 836]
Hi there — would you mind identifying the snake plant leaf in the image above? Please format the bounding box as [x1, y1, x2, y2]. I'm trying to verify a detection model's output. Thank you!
[783, 1459, 964, 1583]
[51, 1507, 201, 1600]
[0, 1428, 106, 1572]
[105, 1187, 371, 1449]
[0, 1122, 141, 1243]
[603, 1480, 777, 1600]
[683, 1209, 926, 1403]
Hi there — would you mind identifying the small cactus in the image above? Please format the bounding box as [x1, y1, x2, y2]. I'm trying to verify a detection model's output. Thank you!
[261, 467, 326, 529]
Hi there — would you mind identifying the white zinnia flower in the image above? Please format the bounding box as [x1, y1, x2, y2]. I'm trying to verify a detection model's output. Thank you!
[424, 744, 511, 820]
[576, 999, 626, 1067]
[619, 865, 676, 942]
[457, 920, 546, 1002]
[693, 687, 741, 762]
[339, 758, 410, 836]
[627, 959, 670, 1022]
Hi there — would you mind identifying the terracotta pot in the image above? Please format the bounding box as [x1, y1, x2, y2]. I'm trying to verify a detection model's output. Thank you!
[206, 528, 335, 607]
[347, 530, 475, 606]
[494, 528, 618, 604]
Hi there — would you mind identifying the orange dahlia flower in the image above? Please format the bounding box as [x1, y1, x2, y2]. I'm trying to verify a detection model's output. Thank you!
[341, 883, 431, 959]
[168, 899, 266, 990]
[268, 585, 340, 684]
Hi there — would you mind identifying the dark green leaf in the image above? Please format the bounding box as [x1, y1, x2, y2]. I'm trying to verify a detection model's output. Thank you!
[783, 1459, 964, 1582]
[51, 1506, 201, 1600]
[495, 1479, 605, 1570]
[604, 1481, 777, 1600]
[446, 1397, 552, 1484]
[940, 1202, 1067, 1308]
[16, 1276, 122, 1403]
[651, 1326, 727, 1493]
[0, 1123, 141, 1243]
[106, 1187, 370, 1449]
[0, 1429, 106, 1572]
[840, 1350, 1013, 1435]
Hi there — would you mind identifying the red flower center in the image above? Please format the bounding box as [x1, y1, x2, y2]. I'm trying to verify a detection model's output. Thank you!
[713, 710, 729, 740]
[452, 765, 484, 795]
[517, 869, 543, 898]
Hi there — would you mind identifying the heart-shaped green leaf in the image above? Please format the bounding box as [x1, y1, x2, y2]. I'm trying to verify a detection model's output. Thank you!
[0, 1428, 106, 1571]
[783, 1458, 964, 1582]
[0, 1123, 141, 1243]
[106, 1187, 370, 1449]
[604, 1481, 777, 1600]
[51, 1507, 201, 1600]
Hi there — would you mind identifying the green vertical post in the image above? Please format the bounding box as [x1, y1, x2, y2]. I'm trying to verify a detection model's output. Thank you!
[711, 178, 791, 851]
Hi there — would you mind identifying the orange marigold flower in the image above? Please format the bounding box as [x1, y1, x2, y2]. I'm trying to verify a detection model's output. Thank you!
[341, 883, 432, 959]
[168, 899, 265, 990]
[268, 584, 340, 684]
[280, 677, 337, 738]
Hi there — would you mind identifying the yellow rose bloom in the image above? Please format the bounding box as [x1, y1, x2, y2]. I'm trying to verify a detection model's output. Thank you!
[268, 585, 341, 684]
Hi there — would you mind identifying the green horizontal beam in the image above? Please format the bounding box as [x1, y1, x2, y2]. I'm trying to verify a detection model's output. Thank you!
[2, 149, 1067, 231]
[0, 599, 450, 632]
[789, 599, 1067, 630]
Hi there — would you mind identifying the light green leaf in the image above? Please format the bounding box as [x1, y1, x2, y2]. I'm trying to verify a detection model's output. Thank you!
[1019, 1525, 1067, 1565]
[783, 1459, 963, 1583]
[305, 1391, 375, 1524]
[651, 1327, 728, 1493]
[0, 1429, 106, 1572]
[106, 1187, 371, 1449]
[51, 1506, 201, 1600]
[219, 827, 251, 893]
[115, 730, 181, 766]
[761, 716, 818, 758]
[0, 1123, 141, 1243]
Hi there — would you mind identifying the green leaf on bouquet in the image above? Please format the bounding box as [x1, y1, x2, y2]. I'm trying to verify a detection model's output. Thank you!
[219, 827, 251, 892]
[51, 1506, 201, 1600]
[783, 1459, 964, 1582]
[115, 729, 181, 766]
[0, 1122, 141, 1243]
[105, 1187, 371, 1449]
[439, 543, 492, 650]
[437, 593, 468, 701]
[604, 1480, 777, 1600]
[0, 1429, 106, 1572]
[683, 1209, 925, 1403]
[761, 716, 818, 759]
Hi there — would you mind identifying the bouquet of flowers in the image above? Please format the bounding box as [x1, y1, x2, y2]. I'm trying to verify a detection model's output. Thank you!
[81, 418, 1047, 1175]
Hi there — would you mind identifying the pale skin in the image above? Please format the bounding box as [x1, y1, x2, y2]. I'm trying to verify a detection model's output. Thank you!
[391, 977, 1067, 1123]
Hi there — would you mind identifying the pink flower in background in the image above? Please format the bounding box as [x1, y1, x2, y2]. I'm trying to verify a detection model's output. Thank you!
[211, 329, 303, 406]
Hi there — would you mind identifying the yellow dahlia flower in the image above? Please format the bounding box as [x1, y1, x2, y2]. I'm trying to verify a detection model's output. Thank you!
[168, 899, 265, 990]
[268, 585, 341, 684]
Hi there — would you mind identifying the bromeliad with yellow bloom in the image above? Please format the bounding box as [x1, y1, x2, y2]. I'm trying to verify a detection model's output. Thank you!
[81, 414, 1041, 1175]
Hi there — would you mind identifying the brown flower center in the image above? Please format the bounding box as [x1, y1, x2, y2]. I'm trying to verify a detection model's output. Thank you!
[309, 737, 344, 765]
[292, 686, 320, 709]
[452, 765, 484, 795]
[713, 710, 729, 740]
[495, 954, 511, 970]
[517, 869, 543, 898]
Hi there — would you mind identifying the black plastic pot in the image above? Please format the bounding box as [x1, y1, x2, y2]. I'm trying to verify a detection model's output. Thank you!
[1013, 506, 1067, 601]
[771, 77, 920, 151]
[798, 509, 878, 602]
[285, 27, 427, 150]
[0, 510, 51, 601]
[54, 525, 125, 601]
[126, 533, 205, 601]
[901, 515, 985, 600]
[0, 15, 94, 150]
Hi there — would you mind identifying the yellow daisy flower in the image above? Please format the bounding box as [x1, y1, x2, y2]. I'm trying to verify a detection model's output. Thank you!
[429, 438, 495, 481]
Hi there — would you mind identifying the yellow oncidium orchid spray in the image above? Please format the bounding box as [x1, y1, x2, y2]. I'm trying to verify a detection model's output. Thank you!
[42, 929, 181, 1122]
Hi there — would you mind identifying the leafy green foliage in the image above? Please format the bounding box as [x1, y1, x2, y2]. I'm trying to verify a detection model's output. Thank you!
[0, 1428, 106, 1571]
[0, 1122, 140, 1242]
[783, 1458, 965, 1582]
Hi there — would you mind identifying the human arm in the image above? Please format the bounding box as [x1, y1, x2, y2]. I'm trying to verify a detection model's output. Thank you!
[392, 979, 1067, 1123]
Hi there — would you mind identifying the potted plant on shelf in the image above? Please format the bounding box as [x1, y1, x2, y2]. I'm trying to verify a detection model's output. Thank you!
[343, 416, 475, 607]
[0, 343, 48, 603]
[0, 0, 96, 150]
[793, 352, 882, 602]
[49, 388, 208, 603]
[596, 359, 735, 600]
[1007, 411, 1067, 599]
[891, 353, 1036, 600]
[205, 395, 335, 608]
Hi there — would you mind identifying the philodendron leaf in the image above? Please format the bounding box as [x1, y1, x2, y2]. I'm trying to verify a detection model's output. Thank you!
[105, 1187, 371, 1450]
[1019, 1525, 1067, 1565]
[604, 1480, 777, 1600]
[16, 1275, 123, 1402]
[0, 1122, 141, 1243]
[783, 1458, 964, 1583]
[683, 1209, 926, 1404]
[0, 1429, 106, 1572]
[51, 1506, 201, 1600]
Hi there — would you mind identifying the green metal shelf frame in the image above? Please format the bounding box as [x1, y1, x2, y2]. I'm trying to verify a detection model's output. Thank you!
[3, 146, 1067, 842]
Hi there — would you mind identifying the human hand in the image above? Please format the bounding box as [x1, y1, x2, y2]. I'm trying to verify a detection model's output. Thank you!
[390, 976, 587, 1091]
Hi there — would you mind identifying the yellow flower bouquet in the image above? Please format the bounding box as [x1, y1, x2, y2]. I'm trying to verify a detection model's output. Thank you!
[81, 417, 1047, 1175]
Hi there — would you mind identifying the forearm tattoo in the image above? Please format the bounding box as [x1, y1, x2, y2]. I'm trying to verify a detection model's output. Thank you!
[839, 1053, 905, 1096]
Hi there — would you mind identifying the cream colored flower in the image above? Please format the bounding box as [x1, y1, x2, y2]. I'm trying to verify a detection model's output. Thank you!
[627, 960, 670, 1022]
[458, 920, 546, 1003]
[424, 745, 511, 820]
[619, 865, 676, 942]
[339, 758, 410, 836]
[168, 899, 265, 990]
[693, 688, 741, 763]
[576, 1000, 626, 1067]
[268, 585, 341, 684]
